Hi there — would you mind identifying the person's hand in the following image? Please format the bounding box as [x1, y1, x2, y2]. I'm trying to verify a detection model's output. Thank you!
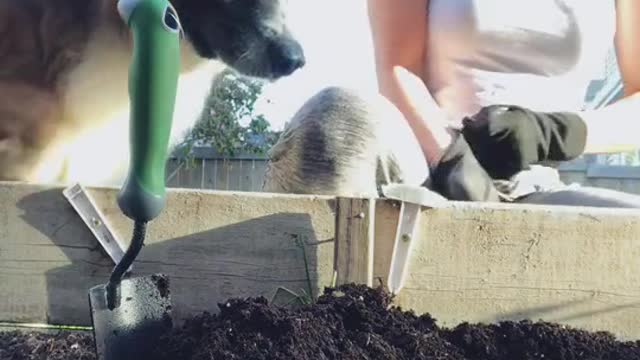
[390, 67, 502, 202]
[460, 104, 588, 180]
[391, 66, 454, 165]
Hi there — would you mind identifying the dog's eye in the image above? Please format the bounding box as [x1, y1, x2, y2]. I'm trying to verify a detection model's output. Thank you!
[163, 4, 181, 32]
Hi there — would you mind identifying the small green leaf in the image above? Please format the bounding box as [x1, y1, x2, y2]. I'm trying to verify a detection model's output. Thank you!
[175, 68, 280, 158]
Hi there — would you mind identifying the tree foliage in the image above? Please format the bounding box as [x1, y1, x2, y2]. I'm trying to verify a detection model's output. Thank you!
[178, 69, 280, 159]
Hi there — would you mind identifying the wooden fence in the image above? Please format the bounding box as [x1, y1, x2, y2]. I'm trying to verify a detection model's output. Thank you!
[558, 159, 640, 195]
[166, 147, 268, 192]
[167, 148, 640, 194]
[166, 157, 267, 191]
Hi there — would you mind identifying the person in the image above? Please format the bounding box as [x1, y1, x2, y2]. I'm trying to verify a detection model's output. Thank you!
[262, 0, 640, 208]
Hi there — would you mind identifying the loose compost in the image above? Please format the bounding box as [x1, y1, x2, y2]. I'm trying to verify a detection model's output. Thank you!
[2, 284, 639, 360]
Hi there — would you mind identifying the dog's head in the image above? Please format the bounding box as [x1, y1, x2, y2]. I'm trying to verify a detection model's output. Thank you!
[170, 0, 305, 79]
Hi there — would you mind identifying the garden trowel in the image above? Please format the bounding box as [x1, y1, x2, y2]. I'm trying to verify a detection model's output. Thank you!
[380, 183, 447, 295]
[88, 0, 181, 359]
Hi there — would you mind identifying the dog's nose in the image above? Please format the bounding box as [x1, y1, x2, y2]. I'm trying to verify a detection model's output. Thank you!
[270, 39, 306, 76]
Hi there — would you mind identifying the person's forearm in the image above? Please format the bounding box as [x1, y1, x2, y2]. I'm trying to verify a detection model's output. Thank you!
[367, 0, 452, 165]
[578, 92, 640, 154]
[377, 66, 453, 165]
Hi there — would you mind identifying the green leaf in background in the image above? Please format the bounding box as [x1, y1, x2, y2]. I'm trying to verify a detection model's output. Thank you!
[177, 69, 281, 161]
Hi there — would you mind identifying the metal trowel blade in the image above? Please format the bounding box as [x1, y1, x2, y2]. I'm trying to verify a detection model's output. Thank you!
[88, 274, 173, 360]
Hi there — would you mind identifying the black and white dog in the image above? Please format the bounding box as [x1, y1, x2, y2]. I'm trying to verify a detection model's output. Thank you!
[0, 0, 304, 185]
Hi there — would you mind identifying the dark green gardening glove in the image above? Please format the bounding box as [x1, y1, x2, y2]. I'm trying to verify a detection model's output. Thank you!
[428, 131, 502, 202]
[460, 105, 588, 180]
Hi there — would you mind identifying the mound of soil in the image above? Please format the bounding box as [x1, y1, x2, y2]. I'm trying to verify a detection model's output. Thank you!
[2, 284, 640, 360]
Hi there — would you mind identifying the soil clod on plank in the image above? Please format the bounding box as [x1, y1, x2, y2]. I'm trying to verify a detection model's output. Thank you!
[2, 284, 640, 359]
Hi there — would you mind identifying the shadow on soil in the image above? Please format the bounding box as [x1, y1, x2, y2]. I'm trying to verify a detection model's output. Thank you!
[15, 189, 332, 327]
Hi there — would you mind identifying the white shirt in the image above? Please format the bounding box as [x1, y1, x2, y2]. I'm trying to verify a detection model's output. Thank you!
[425, 0, 617, 124]
[424, 0, 617, 197]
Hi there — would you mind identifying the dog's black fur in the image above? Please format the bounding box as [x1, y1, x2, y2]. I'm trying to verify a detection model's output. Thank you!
[172, 0, 305, 78]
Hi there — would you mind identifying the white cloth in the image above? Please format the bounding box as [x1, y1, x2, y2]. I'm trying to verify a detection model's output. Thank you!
[425, 0, 617, 197]
[426, 0, 616, 121]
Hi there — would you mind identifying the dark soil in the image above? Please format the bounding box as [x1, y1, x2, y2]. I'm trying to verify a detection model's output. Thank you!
[2, 284, 640, 360]
[0, 331, 95, 360]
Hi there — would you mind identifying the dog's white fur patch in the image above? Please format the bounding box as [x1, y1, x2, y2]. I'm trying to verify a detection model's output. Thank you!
[30, 22, 225, 186]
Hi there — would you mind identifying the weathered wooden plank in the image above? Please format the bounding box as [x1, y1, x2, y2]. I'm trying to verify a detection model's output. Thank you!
[164, 159, 183, 188]
[251, 160, 268, 192]
[216, 159, 232, 190]
[372, 200, 400, 287]
[4, 180, 640, 340]
[228, 160, 244, 191]
[619, 179, 640, 195]
[373, 201, 640, 341]
[0, 182, 336, 326]
[333, 198, 374, 287]
[240, 160, 255, 192]
[587, 165, 640, 179]
[178, 146, 268, 160]
[179, 161, 203, 189]
[202, 159, 218, 190]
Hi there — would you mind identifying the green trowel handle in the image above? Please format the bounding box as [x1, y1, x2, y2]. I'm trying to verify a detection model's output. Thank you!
[116, 0, 182, 222]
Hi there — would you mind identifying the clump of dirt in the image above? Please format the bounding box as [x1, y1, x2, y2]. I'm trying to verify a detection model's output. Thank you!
[152, 284, 640, 360]
[151, 274, 170, 299]
[446, 320, 640, 360]
[3, 284, 640, 360]
[154, 284, 459, 360]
